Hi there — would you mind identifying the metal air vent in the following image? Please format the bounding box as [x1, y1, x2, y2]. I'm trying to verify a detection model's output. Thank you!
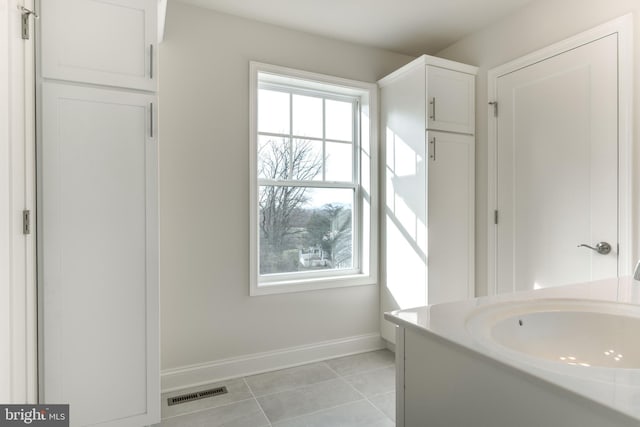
[167, 386, 228, 406]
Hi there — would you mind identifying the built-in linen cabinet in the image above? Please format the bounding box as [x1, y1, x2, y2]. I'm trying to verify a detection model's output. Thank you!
[38, 1, 160, 426]
[380, 55, 477, 344]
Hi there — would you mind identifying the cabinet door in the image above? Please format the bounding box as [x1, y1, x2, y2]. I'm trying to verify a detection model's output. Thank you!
[427, 131, 474, 304]
[41, 0, 157, 91]
[40, 83, 159, 427]
[426, 66, 475, 134]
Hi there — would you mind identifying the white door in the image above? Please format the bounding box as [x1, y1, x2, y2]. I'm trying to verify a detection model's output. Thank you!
[40, 0, 157, 91]
[427, 131, 474, 304]
[495, 34, 618, 294]
[40, 83, 159, 426]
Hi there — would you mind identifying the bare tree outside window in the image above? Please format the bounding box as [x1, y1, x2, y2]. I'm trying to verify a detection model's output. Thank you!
[258, 137, 353, 274]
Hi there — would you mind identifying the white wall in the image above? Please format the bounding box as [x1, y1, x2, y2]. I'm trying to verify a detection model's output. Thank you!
[159, 1, 412, 386]
[436, 0, 640, 296]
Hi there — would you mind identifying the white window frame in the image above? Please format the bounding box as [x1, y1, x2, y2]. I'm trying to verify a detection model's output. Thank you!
[249, 61, 378, 296]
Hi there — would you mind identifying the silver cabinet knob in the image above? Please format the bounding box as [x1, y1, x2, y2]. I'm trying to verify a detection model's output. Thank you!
[577, 242, 612, 255]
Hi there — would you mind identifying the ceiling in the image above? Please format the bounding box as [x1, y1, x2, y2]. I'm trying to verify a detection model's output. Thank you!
[176, 0, 535, 56]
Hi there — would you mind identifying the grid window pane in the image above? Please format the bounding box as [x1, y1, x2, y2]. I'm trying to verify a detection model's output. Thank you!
[293, 94, 323, 138]
[291, 139, 323, 181]
[325, 142, 353, 182]
[259, 186, 354, 275]
[258, 89, 290, 134]
[325, 99, 353, 141]
[258, 136, 291, 180]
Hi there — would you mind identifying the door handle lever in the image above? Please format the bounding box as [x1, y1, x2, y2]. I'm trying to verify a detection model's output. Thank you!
[577, 242, 611, 255]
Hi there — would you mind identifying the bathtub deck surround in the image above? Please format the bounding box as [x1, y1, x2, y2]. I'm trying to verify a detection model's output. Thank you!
[385, 277, 640, 427]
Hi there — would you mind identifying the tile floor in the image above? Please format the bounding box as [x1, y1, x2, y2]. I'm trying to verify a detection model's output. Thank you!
[157, 349, 396, 427]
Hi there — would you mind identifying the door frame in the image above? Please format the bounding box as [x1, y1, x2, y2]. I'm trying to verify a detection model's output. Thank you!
[487, 14, 634, 295]
[0, 0, 38, 402]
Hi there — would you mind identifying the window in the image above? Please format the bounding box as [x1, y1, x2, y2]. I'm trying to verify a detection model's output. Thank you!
[250, 62, 378, 295]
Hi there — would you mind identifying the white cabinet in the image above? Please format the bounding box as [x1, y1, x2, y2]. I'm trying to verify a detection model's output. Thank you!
[38, 1, 160, 426]
[40, 0, 157, 91]
[380, 55, 477, 343]
[427, 131, 475, 303]
[40, 83, 159, 427]
[426, 66, 475, 134]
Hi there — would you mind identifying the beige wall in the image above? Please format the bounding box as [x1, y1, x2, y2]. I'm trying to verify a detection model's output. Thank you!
[158, 1, 412, 372]
[437, 0, 640, 296]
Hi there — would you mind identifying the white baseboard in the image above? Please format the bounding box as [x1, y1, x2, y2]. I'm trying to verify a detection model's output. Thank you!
[382, 337, 396, 353]
[161, 333, 384, 393]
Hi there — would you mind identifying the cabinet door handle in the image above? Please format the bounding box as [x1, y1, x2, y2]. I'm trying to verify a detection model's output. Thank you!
[149, 102, 154, 138]
[429, 137, 436, 161]
[429, 97, 436, 120]
[150, 44, 154, 79]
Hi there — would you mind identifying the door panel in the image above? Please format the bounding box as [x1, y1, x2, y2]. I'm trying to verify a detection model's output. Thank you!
[496, 34, 618, 294]
[40, 83, 158, 426]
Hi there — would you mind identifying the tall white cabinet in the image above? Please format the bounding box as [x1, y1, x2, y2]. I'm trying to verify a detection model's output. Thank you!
[380, 55, 476, 343]
[38, 1, 160, 426]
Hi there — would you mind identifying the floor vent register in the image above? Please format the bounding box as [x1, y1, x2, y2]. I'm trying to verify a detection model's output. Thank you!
[167, 386, 229, 406]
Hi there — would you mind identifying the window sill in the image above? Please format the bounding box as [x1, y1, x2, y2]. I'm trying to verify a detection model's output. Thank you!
[250, 273, 377, 296]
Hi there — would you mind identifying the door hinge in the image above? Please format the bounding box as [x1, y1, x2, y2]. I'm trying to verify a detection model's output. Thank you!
[19, 6, 38, 40]
[494, 209, 499, 225]
[23, 210, 31, 235]
[489, 101, 498, 117]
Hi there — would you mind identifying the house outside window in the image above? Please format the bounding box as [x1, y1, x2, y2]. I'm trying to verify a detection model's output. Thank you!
[249, 62, 378, 295]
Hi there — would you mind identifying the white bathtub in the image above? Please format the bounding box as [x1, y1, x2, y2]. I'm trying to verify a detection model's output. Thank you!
[385, 277, 640, 427]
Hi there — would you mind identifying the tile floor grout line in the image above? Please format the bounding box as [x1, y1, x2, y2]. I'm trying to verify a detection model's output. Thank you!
[268, 398, 370, 426]
[243, 377, 273, 427]
[323, 359, 396, 378]
[339, 364, 396, 381]
[322, 361, 342, 377]
[338, 375, 367, 397]
[335, 370, 396, 424]
[365, 394, 395, 423]
[367, 389, 396, 399]
[159, 396, 259, 422]
[326, 362, 395, 396]
[323, 361, 378, 406]
[255, 372, 392, 425]
[249, 374, 342, 399]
